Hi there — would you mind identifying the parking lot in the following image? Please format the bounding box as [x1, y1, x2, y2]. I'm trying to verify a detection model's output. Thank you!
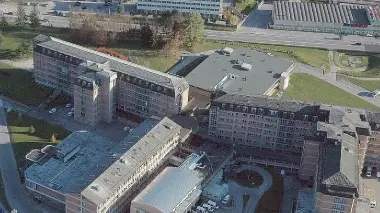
[240, 3, 273, 30]
[361, 176, 380, 213]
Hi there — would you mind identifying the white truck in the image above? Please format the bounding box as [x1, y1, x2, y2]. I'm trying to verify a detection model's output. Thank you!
[222, 194, 230, 204]
[207, 200, 219, 209]
[202, 204, 214, 212]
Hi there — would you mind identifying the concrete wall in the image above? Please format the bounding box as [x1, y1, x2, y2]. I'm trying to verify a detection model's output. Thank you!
[315, 192, 356, 213]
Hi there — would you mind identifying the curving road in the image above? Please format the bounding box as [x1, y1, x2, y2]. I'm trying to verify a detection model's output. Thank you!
[0, 103, 36, 213]
[229, 165, 273, 213]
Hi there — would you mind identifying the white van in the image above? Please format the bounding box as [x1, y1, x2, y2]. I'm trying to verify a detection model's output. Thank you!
[367, 166, 373, 177]
[207, 200, 219, 209]
[202, 204, 213, 212]
[370, 201, 377, 209]
[222, 195, 230, 204]
[196, 206, 207, 213]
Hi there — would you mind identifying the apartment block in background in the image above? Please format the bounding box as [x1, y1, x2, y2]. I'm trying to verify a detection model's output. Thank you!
[32, 35, 189, 124]
[136, 0, 223, 19]
[24, 117, 182, 213]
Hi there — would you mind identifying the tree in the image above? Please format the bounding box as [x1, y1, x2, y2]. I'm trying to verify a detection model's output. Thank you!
[29, 125, 35, 134]
[0, 16, 8, 30]
[15, 41, 32, 58]
[0, 32, 3, 48]
[50, 134, 56, 143]
[116, 4, 125, 14]
[29, 5, 41, 29]
[16, 3, 27, 27]
[183, 13, 204, 48]
[92, 27, 109, 47]
[227, 14, 239, 25]
[140, 24, 156, 48]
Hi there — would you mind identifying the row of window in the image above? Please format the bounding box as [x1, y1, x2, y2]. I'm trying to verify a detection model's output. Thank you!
[137, 4, 220, 11]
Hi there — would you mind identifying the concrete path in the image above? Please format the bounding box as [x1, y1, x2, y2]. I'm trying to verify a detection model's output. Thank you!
[0, 106, 36, 213]
[294, 63, 380, 108]
[228, 165, 273, 213]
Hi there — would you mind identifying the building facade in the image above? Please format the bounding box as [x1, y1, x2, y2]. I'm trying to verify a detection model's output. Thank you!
[32, 35, 189, 126]
[136, 0, 223, 18]
[25, 117, 183, 213]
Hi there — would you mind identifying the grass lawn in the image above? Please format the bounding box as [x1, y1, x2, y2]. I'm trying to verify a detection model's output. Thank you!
[0, 62, 53, 106]
[340, 76, 380, 92]
[193, 41, 329, 71]
[282, 73, 380, 111]
[235, 170, 264, 188]
[0, 176, 11, 212]
[255, 168, 283, 213]
[337, 54, 380, 77]
[235, 0, 257, 15]
[5, 111, 71, 169]
[0, 26, 67, 59]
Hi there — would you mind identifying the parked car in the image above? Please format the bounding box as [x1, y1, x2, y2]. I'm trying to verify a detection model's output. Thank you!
[377, 171, 380, 178]
[366, 166, 372, 177]
[351, 42, 362, 45]
[65, 103, 72, 108]
[48, 108, 57, 114]
[68, 112, 74, 117]
[74, 1, 81, 6]
[71, 108, 74, 112]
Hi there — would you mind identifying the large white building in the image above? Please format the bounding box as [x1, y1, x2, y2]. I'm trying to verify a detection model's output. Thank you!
[272, 1, 380, 35]
[131, 167, 202, 213]
[136, 0, 223, 18]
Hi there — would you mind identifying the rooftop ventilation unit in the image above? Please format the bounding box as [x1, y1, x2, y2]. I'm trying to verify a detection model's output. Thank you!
[222, 47, 233, 55]
[240, 63, 252, 71]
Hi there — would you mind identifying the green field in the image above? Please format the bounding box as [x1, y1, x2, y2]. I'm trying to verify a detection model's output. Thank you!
[0, 62, 52, 106]
[235, 0, 257, 15]
[6, 111, 71, 168]
[255, 169, 283, 213]
[337, 54, 380, 77]
[340, 76, 380, 92]
[193, 41, 330, 71]
[0, 26, 67, 59]
[0, 176, 11, 212]
[281, 73, 380, 111]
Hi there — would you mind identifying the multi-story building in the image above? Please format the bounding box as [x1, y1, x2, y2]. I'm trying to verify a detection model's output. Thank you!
[364, 111, 380, 169]
[24, 117, 182, 213]
[32, 35, 189, 126]
[208, 93, 374, 213]
[136, 0, 223, 19]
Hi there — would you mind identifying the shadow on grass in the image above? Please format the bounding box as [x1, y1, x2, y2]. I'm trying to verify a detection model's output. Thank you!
[0, 49, 17, 60]
[255, 168, 283, 213]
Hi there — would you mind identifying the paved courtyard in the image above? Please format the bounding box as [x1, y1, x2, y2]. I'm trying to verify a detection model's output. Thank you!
[361, 176, 380, 213]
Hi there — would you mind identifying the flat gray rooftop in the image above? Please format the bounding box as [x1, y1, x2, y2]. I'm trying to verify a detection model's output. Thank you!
[273, 1, 370, 25]
[132, 167, 202, 213]
[24, 131, 117, 195]
[24, 117, 181, 204]
[185, 48, 293, 95]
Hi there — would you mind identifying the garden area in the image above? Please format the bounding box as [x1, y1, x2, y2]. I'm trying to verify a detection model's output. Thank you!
[235, 0, 257, 15]
[280, 73, 380, 111]
[335, 53, 380, 77]
[5, 111, 71, 169]
[235, 170, 264, 188]
[255, 168, 283, 213]
[0, 62, 52, 106]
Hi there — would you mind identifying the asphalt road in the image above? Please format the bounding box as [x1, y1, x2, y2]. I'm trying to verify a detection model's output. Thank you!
[0, 104, 35, 213]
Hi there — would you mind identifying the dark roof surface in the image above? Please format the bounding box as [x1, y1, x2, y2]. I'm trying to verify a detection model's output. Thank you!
[213, 93, 320, 113]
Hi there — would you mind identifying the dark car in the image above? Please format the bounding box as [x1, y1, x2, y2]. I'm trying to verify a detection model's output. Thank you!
[351, 42, 362, 45]
[74, 1, 82, 6]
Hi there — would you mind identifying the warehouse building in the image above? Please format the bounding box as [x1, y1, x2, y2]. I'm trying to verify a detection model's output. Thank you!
[272, 1, 380, 35]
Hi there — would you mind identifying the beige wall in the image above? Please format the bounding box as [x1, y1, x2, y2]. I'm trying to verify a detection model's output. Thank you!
[299, 140, 320, 180]
[315, 192, 356, 213]
[25, 180, 66, 203]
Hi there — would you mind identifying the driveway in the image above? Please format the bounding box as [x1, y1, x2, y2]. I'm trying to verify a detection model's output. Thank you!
[228, 165, 273, 213]
[0, 106, 36, 213]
